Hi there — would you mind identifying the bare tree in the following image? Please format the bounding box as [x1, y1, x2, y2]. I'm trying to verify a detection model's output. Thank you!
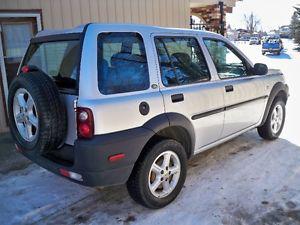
[244, 12, 260, 34]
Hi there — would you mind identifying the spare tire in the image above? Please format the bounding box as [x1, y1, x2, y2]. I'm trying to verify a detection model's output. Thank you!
[8, 71, 67, 154]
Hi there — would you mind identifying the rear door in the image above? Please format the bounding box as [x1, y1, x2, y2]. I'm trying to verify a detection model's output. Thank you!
[21, 35, 82, 145]
[152, 34, 225, 150]
[203, 38, 267, 137]
[78, 29, 165, 136]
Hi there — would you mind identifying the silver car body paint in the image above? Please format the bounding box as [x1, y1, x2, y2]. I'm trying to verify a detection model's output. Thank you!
[35, 24, 286, 155]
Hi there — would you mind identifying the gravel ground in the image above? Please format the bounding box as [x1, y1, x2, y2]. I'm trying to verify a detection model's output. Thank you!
[0, 39, 299, 225]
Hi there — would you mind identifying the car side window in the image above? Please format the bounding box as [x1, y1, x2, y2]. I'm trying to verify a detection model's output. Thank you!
[97, 32, 150, 95]
[154, 36, 210, 87]
[204, 39, 249, 79]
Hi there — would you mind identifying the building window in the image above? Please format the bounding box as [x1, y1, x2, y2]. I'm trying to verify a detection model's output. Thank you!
[97, 32, 150, 95]
[155, 36, 210, 87]
[2, 22, 33, 58]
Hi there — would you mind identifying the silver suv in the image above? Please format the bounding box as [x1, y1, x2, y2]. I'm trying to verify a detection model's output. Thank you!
[8, 24, 289, 208]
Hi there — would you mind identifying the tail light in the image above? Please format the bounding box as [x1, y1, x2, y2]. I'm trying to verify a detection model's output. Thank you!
[21, 65, 30, 73]
[76, 107, 94, 139]
[59, 168, 83, 181]
[20, 65, 38, 74]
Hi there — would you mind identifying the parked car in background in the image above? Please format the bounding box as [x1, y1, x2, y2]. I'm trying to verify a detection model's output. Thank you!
[249, 37, 261, 45]
[239, 36, 250, 41]
[262, 36, 283, 55]
[7, 24, 289, 209]
[279, 25, 291, 39]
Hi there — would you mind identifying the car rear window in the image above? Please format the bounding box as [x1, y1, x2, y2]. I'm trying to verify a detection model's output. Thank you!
[22, 39, 80, 92]
[267, 38, 280, 43]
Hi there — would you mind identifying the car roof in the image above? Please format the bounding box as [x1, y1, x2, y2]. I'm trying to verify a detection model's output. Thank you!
[35, 24, 86, 37]
[36, 23, 221, 38]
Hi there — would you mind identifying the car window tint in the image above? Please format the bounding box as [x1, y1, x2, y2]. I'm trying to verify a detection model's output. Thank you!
[97, 32, 150, 95]
[204, 39, 248, 79]
[154, 37, 210, 87]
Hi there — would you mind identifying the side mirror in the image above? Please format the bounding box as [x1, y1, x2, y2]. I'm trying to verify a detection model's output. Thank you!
[253, 63, 268, 75]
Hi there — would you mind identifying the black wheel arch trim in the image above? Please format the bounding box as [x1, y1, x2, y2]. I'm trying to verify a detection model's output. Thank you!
[260, 82, 289, 126]
[142, 113, 196, 157]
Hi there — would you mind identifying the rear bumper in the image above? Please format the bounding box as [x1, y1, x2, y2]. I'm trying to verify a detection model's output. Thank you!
[20, 127, 154, 187]
[262, 48, 281, 53]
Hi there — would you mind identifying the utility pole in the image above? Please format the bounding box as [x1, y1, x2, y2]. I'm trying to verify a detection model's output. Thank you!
[219, 1, 225, 36]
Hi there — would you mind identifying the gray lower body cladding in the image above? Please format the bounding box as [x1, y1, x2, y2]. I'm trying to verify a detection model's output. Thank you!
[20, 127, 154, 187]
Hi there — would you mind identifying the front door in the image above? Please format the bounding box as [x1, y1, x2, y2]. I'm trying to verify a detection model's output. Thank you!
[203, 38, 266, 137]
[0, 16, 38, 131]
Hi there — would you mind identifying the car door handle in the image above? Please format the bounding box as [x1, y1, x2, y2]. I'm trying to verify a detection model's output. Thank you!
[225, 85, 234, 92]
[171, 94, 184, 103]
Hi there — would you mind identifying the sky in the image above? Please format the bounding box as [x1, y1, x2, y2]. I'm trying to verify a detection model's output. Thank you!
[226, 0, 300, 31]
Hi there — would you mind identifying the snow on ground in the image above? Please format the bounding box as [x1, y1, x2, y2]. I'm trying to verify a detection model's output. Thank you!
[234, 40, 300, 147]
[1, 40, 300, 225]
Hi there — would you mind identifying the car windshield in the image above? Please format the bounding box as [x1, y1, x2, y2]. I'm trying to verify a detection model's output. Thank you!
[22, 40, 81, 91]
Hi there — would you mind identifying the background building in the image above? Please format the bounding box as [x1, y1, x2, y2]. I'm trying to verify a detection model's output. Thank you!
[0, 0, 241, 133]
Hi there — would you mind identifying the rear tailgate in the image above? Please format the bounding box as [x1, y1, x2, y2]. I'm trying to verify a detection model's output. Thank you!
[263, 42, 280, 50]
[21, 35, 81, 145]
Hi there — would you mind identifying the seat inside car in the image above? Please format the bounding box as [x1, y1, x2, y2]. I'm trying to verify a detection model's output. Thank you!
[98, 52, 149, 94]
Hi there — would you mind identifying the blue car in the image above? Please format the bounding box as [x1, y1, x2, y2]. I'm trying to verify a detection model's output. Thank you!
[262, 37, 283, 55]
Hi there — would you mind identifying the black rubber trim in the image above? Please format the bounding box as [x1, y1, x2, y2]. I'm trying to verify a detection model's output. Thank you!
[192, 108, 225, 120]
[225, 95, 268, 111]
[259, 82, 289, 126]
[143, 113, 195, 157]
[76, 23, 91, 92]
[143, 113, 170, 133]
[167, 113, 195, 157]
[192, 95, 269, 120]
[31, 33, 82, 44]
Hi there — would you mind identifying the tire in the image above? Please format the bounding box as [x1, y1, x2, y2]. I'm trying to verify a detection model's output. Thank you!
[127, 139, 187, 209]
[258, 98, 286, 140]
[262, 52, 266, 55]
[8, 72, 67, 154]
